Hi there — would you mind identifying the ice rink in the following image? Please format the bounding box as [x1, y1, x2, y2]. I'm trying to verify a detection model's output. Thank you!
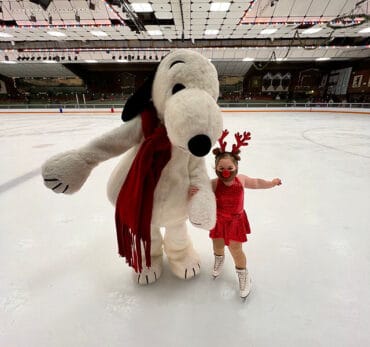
[1, 109, 369, 347]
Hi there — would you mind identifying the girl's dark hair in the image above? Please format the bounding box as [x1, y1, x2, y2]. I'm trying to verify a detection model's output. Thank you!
[213, 148, 240, 165]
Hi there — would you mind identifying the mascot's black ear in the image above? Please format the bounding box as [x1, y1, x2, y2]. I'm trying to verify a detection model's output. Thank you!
[121, 70, 156, 122]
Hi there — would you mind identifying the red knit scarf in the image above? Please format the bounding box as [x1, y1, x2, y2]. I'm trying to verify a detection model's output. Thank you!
[115, 105, 171, 273]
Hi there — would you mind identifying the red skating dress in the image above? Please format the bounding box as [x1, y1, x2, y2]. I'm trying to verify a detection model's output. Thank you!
[209, 177, 251, 245]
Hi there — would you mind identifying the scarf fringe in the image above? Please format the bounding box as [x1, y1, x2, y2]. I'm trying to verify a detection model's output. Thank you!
[117, 225, 150, 273]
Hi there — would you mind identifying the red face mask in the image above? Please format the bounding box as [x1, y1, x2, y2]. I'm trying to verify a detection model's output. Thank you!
[221, 169, 231, 178]
[216, 168, 237, 182]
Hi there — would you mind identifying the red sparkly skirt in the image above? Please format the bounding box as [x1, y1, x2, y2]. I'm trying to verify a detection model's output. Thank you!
[209, 211, 251, 245]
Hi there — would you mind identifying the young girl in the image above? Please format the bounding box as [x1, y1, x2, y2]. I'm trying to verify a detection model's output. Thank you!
[192, 130, 282, 299]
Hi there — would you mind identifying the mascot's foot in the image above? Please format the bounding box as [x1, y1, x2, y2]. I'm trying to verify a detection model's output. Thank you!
[168, 254, 201, 280]
[134, 256, 163, 285]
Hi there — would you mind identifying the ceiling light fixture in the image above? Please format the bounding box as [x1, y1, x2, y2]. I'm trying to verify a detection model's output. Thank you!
[260, 28, 277, 35]
[302, 28, 322, 34]
[0, 32, 13, 38]
[131, 3, 153, 12]
[359, 27, 370, 33]
[210, 2, 230, 12]
[316, 57, 331, 61]
[243, 57, 255, 61]
[90, 30, 108, 37]
[85, 59, 98, 63]
[205, 29, 219, 35]
[147, 30, 163, 36]
[47, 31, 67, 37]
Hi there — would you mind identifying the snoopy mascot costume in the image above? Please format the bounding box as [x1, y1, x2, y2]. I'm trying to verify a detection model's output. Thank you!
[42, 49, 223, 285]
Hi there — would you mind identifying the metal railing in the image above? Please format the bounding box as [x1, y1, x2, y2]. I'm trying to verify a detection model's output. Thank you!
[0, 103, 121, 110]
[0, 102, 369, 110]
[218, 102, 370, 109]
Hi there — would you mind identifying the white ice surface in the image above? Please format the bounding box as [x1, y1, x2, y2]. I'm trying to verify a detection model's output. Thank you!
[1, 110, 370, 347]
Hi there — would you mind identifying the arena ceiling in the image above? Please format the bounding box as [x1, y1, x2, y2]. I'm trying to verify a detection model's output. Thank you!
[0, 0, 369, 77]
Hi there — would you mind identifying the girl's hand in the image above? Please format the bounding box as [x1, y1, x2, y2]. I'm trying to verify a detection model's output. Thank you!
[272, 178, 282, 187]
[188, 185, 199, 198]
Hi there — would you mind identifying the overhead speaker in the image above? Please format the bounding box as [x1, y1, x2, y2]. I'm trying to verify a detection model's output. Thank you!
[30, 0, 52, 11]
[89, 1, 95, 10]
[107, 0, 122, 6]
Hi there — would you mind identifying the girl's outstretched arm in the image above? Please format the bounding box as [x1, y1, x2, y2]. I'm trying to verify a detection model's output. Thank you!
[238, 174, 282, 189]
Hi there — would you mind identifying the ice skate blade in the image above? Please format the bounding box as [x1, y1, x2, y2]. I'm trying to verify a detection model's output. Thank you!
[240, 292, 250, 302]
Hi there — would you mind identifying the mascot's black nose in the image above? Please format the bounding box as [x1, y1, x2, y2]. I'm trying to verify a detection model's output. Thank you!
[188, 134, 212, 157]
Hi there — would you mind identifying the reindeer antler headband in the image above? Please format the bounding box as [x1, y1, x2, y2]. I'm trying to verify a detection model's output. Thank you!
[213, 129, 251, 161]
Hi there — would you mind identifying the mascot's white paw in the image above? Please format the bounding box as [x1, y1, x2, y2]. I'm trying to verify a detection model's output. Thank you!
[189, 190, 216, 230]
[42, 150, 93, 194]
[168, 254, 201, 280]
[135, 256, 163, 285]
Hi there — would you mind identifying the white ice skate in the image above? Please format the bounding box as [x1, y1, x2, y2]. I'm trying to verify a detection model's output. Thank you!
[212, 254, 225, 279]
[236, 268, 251, 300]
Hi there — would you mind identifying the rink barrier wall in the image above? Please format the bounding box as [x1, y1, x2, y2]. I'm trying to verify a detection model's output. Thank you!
[0, 104, 369, 115]
[0, 102, 370, 109]
[221, 108, 370, 115]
